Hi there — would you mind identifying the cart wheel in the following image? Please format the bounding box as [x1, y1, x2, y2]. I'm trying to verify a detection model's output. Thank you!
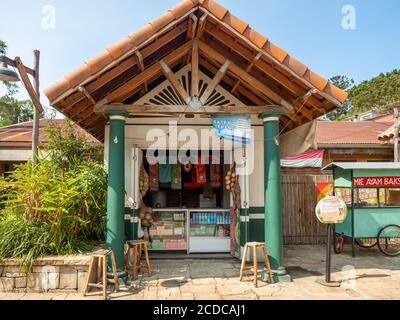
[334, 234, 344, 254]
[355, 238, 377, 249]
[377, 225, 400, 257]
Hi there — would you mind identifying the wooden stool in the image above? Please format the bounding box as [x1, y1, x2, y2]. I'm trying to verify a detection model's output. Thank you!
[124, 240, 151, 280]
[84, 249, 119, 300]
[239, 242, 273, 287]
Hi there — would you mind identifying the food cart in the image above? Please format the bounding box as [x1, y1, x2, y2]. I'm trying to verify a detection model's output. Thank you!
[325, 162, 400, 257]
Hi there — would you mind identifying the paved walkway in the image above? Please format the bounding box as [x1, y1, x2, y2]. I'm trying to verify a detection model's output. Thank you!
[1, 245, 400, 300]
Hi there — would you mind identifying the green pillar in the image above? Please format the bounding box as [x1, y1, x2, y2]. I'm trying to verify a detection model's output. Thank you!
[106, 111, 128, 282]
[259, 111, 291, 282]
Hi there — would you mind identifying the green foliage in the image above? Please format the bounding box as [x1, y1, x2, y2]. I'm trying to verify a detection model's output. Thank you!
[325, 70, 400, 120]
[329, 75, 355, 91]
[325, 75, 354, 120]
[0, 97, 33, 127]
[0, 40, 6, 55]
[44, 119, 103, 171]
[347, 69, 400, 116]
[0, 120, 106, 270]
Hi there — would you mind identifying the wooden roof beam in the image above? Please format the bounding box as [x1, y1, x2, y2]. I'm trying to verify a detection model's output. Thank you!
[200, 59, 231, 105]
[201, 8, 344, 109]
[198, 40, 293, 112]
[199, 56, 272, 105]
[92, 40, 193, 108]
[95, 103, 288, 115]
[51, 7, 198, 106]
[159, 59, 191, 105]
[78, 86, 96, 105]
[187, 14, 198, 39]
[231, 52, 262, 94]
[199, 56, 302, 125]
[62, 23, 189, 110]
[191, 38, 199, 98]
[203, 24, 326, 111]
[197, 13, 208, 38]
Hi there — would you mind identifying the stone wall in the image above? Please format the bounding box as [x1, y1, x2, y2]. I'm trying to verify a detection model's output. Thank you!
[0, 255, 90, 293]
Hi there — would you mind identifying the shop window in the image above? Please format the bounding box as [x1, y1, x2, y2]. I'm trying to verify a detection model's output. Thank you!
[334, 188, 352, 205]
[355, 188, 378, 207]
[380, 188, 400, 207]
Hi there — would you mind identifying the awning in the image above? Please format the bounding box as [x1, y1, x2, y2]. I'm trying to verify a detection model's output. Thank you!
[281, 149, 324, 168]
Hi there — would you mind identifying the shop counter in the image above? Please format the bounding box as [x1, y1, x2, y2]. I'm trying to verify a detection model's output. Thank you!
[148, 208, 230, 253]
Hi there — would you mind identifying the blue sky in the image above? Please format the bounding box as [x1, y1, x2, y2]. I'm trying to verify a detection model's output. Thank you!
[0, 0, 399, 112]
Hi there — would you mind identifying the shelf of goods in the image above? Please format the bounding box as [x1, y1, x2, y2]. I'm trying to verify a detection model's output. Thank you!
[189, 209, 231, 253]
[148, 210, 188, 251]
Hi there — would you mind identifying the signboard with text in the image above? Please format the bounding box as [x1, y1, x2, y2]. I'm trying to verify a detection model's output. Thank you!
[353, 176, 400, 188]
[316, 196, 347, 224]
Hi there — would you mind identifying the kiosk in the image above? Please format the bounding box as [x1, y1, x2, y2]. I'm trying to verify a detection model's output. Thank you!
[326, 162, 400, 257]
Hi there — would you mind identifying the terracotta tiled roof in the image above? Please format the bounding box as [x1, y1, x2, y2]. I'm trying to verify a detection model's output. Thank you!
[378, 125, 395, 144]
[44, 0, 348, 141]
[0, 119, 99, 147]
[317, 121, 393, 145]
[45, 0, 346, 104]
[370, 114, 393, 122]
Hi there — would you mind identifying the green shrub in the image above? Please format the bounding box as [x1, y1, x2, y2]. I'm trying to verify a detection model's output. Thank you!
[0, 119, 106, 270]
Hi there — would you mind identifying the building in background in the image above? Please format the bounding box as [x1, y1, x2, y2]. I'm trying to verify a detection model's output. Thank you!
[280, 118, 393, 244]
[0, 119, 100, 176]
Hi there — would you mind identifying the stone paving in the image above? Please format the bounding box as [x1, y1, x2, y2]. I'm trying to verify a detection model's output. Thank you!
[1, 245, 399, 300]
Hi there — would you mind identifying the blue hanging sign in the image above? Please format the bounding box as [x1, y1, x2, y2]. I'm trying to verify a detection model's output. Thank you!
[211, 115, 252, 144]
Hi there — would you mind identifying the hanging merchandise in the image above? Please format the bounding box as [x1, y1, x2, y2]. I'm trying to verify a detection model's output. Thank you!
[225, 163, 237, 193]
[184, 156, 207, 188]
[140, 205, 154, 228]
[195, 156, 207, 185]
[158, 156, 171, 187]
[183, 162, 192, 173]
[226, 163, 241, 211]
[149, 163, 159, 192]
[139, 165, 150, 197]
[210, 164, 221, 189]
[171, 162, 182, 190]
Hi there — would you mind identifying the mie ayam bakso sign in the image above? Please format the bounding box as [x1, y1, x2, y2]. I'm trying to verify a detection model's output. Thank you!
[353, 176, 400, 188]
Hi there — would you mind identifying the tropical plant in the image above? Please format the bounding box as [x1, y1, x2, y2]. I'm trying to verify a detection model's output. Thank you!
[0, 119, 106, 271]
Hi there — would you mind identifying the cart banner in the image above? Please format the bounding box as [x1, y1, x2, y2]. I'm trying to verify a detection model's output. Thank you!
[353, 176, 400, 187]
[316, 182, 333, 201]
[281, 149, 324, 168]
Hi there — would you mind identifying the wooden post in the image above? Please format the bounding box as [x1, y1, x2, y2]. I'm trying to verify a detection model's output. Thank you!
[32, 50, 40, 164]
[394, 108, 399, 162]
